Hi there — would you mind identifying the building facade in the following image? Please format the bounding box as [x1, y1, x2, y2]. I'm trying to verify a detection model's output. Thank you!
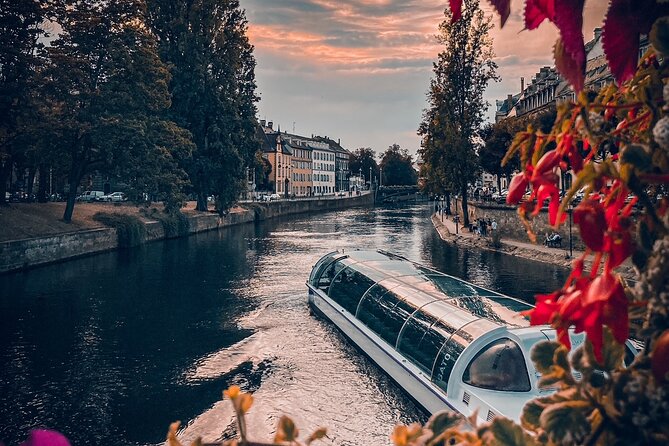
[310, 141, 336, 195]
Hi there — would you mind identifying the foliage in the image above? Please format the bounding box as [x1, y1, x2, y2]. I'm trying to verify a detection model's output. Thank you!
[166, 386, 327, 446]
[437, 2, 669, 445]
[418, 0, 498, 227]
[449, 0, 669, 91]
[93, 212, 147, 248]
[147, 0, 260, 215]
[380, 144, 418, 186]
[0, 0, 51, 205]
[42, 0, 192, 222]
[349, 147, 379, 181]
[141, 207, 191, 238]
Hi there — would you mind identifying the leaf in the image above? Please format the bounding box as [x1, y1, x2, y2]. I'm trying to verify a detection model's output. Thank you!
[539, 400, 593, 443]
[521, 399, 548, 430]
[650, 16, 669, 56]
[483, 417, 534, 446]
[524, 0, 555, 30]
[621, 144, 653, 171]
[449, 0, 463, 22]
[488, 0, 511, 27]
[306, 427, 327, 445]
[531, 341, 561, 374]
[274, 416, 299, 444]
[553, 345, 572, 373]
[554, 37, 584, 92]
[426, 410, 461, 437]
[553, 0, 586, 91]
[167, 422, 183, 446]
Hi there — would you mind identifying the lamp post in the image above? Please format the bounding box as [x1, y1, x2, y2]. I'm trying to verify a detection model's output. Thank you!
[369, 166, 372, 190]
[380, 167, 383, 187]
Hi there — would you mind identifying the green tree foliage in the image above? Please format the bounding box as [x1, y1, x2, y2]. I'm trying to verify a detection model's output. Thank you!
[42, 0, 192, 222]
[379, 144, 418, 186]
[478, 123, 514, 193]
[349, 147, 379, 183]
[418, 0, 497, 227]
[0, 0, 50, 205]
[147, 0, 259, 215]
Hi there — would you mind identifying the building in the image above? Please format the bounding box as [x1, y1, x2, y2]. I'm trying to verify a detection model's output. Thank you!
[259, 120, 293, 196]
[312, 136, 351, 192]
[310, 140, 336, 195]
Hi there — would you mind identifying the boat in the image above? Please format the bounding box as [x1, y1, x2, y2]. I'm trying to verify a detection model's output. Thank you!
[306, 250, 636, 424]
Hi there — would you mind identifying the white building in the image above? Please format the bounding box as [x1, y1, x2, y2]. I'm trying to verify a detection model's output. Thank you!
[310, 141, 336, 195]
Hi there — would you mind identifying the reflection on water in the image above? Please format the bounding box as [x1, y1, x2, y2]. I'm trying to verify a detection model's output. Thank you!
[0, 204, 568, 445]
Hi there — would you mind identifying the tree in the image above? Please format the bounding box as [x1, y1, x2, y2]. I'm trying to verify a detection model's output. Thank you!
[418, 0, 497, 227]
[0, 0, 51, 205]
[349, 147, 379, 183]
[147, 0, 260, 215]
[379, 144, 417, 186]
[42, 0, 192, 222]
[478, 123, 514, 192]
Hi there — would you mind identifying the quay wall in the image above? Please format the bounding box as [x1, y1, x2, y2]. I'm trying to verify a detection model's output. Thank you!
[0, 193, 373, 274]
[452, 198, 585, 251]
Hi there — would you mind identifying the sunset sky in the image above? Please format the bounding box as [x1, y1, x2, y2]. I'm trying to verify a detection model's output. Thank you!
[239, 0, 609, 157]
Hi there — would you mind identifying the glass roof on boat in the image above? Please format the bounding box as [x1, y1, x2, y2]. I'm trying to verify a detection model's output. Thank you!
[309, 250, 536, 389]
[309, 250, 532, 331]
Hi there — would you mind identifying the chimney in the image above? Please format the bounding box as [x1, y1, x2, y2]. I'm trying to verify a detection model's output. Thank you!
[260, 119, 266, 127]
[594, 27, 602, 41]
[521, 77, 525, 92]
[338, 138, 340, 145]
[267, 121, 273, 130]
[507, 94, 513, 111]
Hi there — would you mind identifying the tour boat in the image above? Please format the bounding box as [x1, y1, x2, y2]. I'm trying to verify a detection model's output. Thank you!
[307, 250, 636, 424]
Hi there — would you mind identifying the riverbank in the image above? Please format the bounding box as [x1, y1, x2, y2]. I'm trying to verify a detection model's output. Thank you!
[0, 193, 373, 274]
[431, 213, 637, 281]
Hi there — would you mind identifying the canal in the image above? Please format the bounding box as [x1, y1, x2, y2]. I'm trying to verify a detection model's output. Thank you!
[0, 204, 569, 446]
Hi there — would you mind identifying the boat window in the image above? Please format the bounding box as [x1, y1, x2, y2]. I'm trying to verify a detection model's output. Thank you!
[462, 338, 531, 392]
[315, 259, 347, 294]
[432, 333, 468, 394]
[328, 267, 375, 314]
[397, 309, 440, 373]
[309, 253, 338, 285]
[357, 287, 414, 346]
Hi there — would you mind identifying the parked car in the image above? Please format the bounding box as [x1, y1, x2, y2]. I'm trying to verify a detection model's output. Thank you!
[76, 190, 105, 202]
[100, 192, 127, 202]
[269, 193, 281, 201]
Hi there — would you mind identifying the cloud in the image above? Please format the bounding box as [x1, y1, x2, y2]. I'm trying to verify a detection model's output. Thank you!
[241, 0, 611, 155]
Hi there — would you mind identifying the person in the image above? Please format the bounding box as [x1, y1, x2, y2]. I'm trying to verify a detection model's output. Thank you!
[491, 219, 497, 232]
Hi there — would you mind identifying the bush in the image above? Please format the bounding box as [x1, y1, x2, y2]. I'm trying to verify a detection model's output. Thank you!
[140, 207, 190, 238]
[93, 212, 146, 248]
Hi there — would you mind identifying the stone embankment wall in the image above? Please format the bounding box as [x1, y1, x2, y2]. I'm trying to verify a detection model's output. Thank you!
[452, 198, 585, 251]
[0, 194, 373, 274]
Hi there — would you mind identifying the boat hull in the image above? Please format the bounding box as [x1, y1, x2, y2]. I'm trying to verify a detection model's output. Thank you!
[308, 284, 457, 416]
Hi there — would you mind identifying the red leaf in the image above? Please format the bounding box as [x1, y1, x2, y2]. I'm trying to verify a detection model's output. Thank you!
[525, 0, 555, 30]
[449, 0, 463, 22]
[554, 37, 584, 92]
[535, 150, 560, 174]
[507, 173, 529, 204]
[602, 0, 669, 84]
[573, 199, 606, 251]
[488, 0, 511, 27]
[552, 0, 585, 91]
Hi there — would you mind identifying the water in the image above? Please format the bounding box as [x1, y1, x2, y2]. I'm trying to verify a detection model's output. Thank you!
[0, 204, 568, 446]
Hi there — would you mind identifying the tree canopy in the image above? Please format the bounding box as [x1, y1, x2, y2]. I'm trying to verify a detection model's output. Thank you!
[418, 0, 497, 226]
[379, 144, 417, 186]
[349, 147, 379, 183]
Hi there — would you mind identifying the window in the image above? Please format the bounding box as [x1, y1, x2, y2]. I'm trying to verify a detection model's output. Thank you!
[357, 287, 414, 347]
[329, 268, 375, 314]
[432, 334, 467, 393]
[462, 338, 530, 392]
[397, 309, 441, 373]
[315, 259, 347, 294]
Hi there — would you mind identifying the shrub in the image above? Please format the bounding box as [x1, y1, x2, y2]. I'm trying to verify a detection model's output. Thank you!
[93, 212, 146, 248]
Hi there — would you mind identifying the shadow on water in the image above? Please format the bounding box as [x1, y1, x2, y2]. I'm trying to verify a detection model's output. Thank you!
[0, 203, 568, 445]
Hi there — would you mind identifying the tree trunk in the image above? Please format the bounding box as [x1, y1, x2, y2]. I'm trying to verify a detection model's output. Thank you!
[63, 162, 84, 223]
[196, 191, 208, 212]
[461, 185, 470, 228]
[26, 165, 36, 197]
[63, 179, 78, 222]
[37, 165, 49, 202]
[0, 158, 11, 206]
[445, 190, 452, 215]
[497, 176, 502, 194]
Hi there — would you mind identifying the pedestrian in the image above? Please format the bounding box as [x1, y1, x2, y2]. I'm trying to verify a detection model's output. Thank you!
[491, 219, 497, 232]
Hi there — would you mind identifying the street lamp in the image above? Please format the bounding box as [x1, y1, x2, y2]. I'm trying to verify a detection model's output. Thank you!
[380, 167, 383, 187]
[369, 166, 372, 189]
